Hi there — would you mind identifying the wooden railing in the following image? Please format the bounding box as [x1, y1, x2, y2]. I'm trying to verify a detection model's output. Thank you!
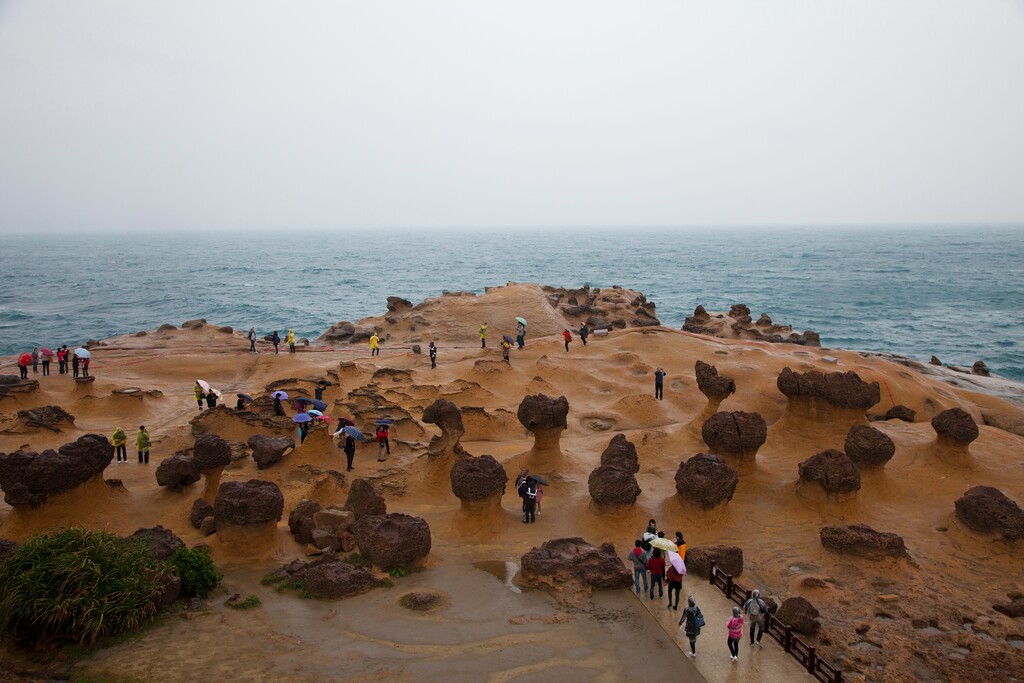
[709, 561, 848, 683]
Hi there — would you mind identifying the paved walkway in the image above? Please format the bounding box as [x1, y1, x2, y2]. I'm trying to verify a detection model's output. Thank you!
[629, 576, 817, 683]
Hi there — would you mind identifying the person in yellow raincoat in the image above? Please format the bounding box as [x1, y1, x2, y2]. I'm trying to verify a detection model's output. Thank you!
[194, 382, 205, 411]
[479, 322, 488, 348]
[112, 426, 127, 463]
[136, 425, 151, 464]
[286, 330, 296, 353]
[370, 333, 380, 357]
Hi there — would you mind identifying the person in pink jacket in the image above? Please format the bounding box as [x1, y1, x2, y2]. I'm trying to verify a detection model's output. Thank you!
[727, 606, 744, 662]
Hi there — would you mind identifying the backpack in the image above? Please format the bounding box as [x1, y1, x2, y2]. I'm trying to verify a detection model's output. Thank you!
[695, 608, 705, 629]
[747, 598, 767, 617]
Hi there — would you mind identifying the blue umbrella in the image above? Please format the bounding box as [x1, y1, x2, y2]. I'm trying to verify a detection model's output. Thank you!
[342, 425, 365, 441]
[309, 399, 327, 411]
[375, 419, 395, 425]
[292, 413, 312, 423]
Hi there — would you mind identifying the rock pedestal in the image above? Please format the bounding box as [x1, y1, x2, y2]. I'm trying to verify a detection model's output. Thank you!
[423, 399, 467, 459]
[588, 435, 641, 508]
[517, 394, 569, 461]
[931, 408, 979, 462]
[450, 455, 507, 514]
[213, 480, 284, 552]
[797, 449, 861, 500]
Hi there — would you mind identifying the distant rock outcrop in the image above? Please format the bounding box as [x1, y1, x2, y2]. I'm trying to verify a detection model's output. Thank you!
[130, 525, 185, 562]
[820, 524, 909, 559]
[352, 513, 431, 570]
[701, 411, 767, 458]
[0, 434, 113, 507]
[954, 486, 1024, 541]
[684, 306, 819, 346]
[301, 560, 378, 599]
[519, 537, 632, 599]
[674, 454, 739, 509]
[883, 405, 916, 422]
[844, 425, 896, 467]
[798, 449, 861, 495]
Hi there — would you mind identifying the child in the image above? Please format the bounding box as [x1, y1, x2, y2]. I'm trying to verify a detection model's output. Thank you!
[646, 548, 666, 601]
[727, 606, 744, 661]
[136, 425, 151, 464]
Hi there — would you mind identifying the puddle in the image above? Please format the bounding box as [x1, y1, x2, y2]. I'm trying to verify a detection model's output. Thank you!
[473, 560, 522, 594]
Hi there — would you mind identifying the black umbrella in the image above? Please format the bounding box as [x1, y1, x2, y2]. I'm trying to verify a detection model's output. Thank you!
[529, 474, 549, 486]
[237, 393, 254, 403]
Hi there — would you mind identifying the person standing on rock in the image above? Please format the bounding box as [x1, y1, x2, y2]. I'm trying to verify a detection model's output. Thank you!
[516, 321, 526, 349]
[344, 433, 356, 471]
[370, 332, 380, 357]
[679, 596, 704, 657]
[654, 367, 666, 400]
[194, 382, 206, 411]
[205, 390, 218, 409]
[501, 339, 511, 363]
[71, 353, 80, 378]
[479, 322, 488, 348]
[562, 329, 572, 352]
[248, 327, 257, 353]
[646, 549, 666, 601]
[519, 476, 538, 523]
[57, 346, 67, 374]
[628, 540, 649, 595]
[286, 329, 296, 353]
[31, 348, 39, 374]
[17, 352, 30, 380]
[743, 589, 768, 647]
[726, 606, 744, 662]
[40, 349, 51, 376]
[271, 330, 281, 354]
[429, 341, 437, 368]
[375, 424, 388, 461]
[315, 382, 326, 401]
[82, 355, 90, 377]
[112, 426, 128, 463]
[579, 323, 589, 346]
[136, 425, 151, 464]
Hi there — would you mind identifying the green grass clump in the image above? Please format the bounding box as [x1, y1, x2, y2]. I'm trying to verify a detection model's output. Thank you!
[0, 527, 171, 646]
[388, 567, 406, 578]
[168, 546, 221, 598]
[260, 571, 287, 586]
[227, 595, 261, 610]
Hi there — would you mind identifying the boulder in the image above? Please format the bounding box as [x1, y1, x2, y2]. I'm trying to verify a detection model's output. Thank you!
[517, 394, 569, 452]
[192, 433, 232, 471]
[0, 434, 113, 507]
[214, 480, 284, 526]
[684, 545, 744, 578]
[776, 597, 821, 635]
[352, 513, 431, 570]
[519, 538, 632, 595]
[883, 405, 916, 422]
[972, 361, 990, 377]
[189, 499, 214, 529]
[777, 367, 880, 410]
[0, 375, 39, 397]
[247, 435, 295, 470]
[422, 399, 466, 458]
[200, 517, 217, 536]
[311, 527, 340, 551]
[157, 323, 177, 331]
[130, 525, 185, 562]
[450, 455, 507, 501]
[695, 360, 736, 401]
[820, 524, 909, 559]
[931, 408, 980, 445]
[599, 434, 639, 473]
[401, 592, 441, 611]
[344, 479, 387, 520]
[993, 594, 1024, 619]
[288, 499, 322, 544]
[798, 449, 861, 494]
[844, 425, 896, 467]
[321, 321, 356, 342]
[386, 296, 413, 312]
[954, 486, 1024, 541]
[13, 405, 75, 432]
[930, 355, 942, 365]
[182, 318, 206, 329]
[588, 464, 642, 507]
[313, 508, 356, 535]
[701, 411, 767, 458]
[301, 560, 378, 599]
[155, 454, 201, 491]
[674, 453, 739, 509]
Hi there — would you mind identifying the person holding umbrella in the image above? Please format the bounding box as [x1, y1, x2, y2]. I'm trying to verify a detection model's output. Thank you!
[40, 348, 53, 376]
[205, 388, 219, 409]
[80, 350, 90, 377]
[194, 381, 207, 411]
[17, 352, 31, 380]
[293, 413, 312, 444]
[515, 318, 527, 349]
[272, 390, 287, 416]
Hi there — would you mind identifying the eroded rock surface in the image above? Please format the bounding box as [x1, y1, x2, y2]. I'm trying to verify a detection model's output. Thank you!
[701, 411, 767, 458]
[599, 434, 639, 473]
[301, 560, 378, 599]
[777, 597, 821, 635]
[214, 480, 284, 526]
[247, 435, 294, 470]
[352, 513, 431, 570]
[12, 405, 75, 432]
[155, 454, 200, 491]
[695, 360, 736, 401]
[777, 368, 880, 410]
[674, 453, 739, 509]
[684, 545, 744, 578]
[820, 524, 909, 559]
[0, 434, 113, 507]
[344, 479, 387, 520]
[844, 425, 896, 467]
[288, 499, 323, 545]
[519, 537, 632, 597]
[193, 433, 232, 471]
[423, 399, 466, 458]
[798, 449, 861, 494]
[450, 455, 507, 501]
[130, 525, 185, 561]
[954, 486, 1024, 541]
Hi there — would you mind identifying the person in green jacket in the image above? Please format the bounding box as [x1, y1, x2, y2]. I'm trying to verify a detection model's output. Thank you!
[112, 427, 128, 463]
[136, 425, 151, 464]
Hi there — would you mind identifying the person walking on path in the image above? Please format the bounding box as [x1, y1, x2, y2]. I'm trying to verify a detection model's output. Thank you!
[478, 323, 488, 349]
[112, 427, 128, 463]
[286, 330, 296, 353]
[666, 561, 684, 610]
[31, 348, 39, 374]
[516, 321, 526, 349]
[578, 323, 589, 346]
[679, 596, 704, 657]
[654, 367, 666, 400]
[57, 346, 67, 374]
[562, 329, 572, 352]
[136, 425, 151, 464]
[271, 331, 281, 354]
[369, 332, 380, 356]
[343, 433, 356, 471]
[194, 382, 206, 411]
[727, 606, 744, 662]
[628, 540, 649, 595]
[428, 341, 437, 369]
[71, 353, 80, 378]
[248, 327, 257, 353]
[501, 339, 511, 363]
[17, 353, 30, 380]
[743, 589, 769, 646]
[646, 549, 666, 601]
[40, 349, 51, 376]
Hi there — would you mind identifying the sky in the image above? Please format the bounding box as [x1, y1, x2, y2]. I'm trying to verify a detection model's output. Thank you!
[1, 1, 1023, 233]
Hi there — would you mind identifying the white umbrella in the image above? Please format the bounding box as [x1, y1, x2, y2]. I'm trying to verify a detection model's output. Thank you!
[668, 551, 686, 575]
[196, 379, 211, 391]
[74, 348, 90, 359]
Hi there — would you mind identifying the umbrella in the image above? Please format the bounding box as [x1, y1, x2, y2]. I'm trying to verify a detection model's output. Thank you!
[374, 419, 394, 425]
[74, 348, 91, 359]
[196, 379, 210, 391]
[515, 317, 527, 326]
[237, 393, 254, 403]
[528, 474, 549, 486]
[650, 538, 678, 553]
[292, 413, 312, 423]
[667, 551, 686, 575]
[503, 334, 514, 344]
[311, 399, 327, 412]
[515, 468, 529, 489]
[315, 415, 332, 423]
[40, 347, 54, 357]
[271, 390, 288, 400]
[18, 352, 31, 365]
[341, 425, 365, 441]
[336, 416, 355, 426]
[307, 409, 324, 417]
[211, 388, 222, 398]
[295, 397, 314, 404]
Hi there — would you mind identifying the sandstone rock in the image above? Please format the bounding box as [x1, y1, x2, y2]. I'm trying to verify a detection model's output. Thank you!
[75, 376, 96, 385]
[311, 527, 340, 551]
[755, 313, 773, 326]
[993, 594, 1024, 619]
[844, 425, 896, 467]
[352, 513, 431, 570]
[247, 435, 295, 470]
[599, 434, 639, 473]
[588, 464, 642, 507]
[344, 479, 387, 520]
[386, 296, 412, 312]
[288, 499, 322, 544]
[517, 394, 569, 435]
[930, 355, 942, 365]
[155, 454, 200, 491]
[321, 321, 356, 342]
[777, 367, 881, 410]
[312, 508, 356, 534]
[820, 524, 909, 559]
[931, 408, 980, 444]
[157, 323, 177, 331]
[0, 434, 113, 507]
[700, 411, 767, 457]
[695, 360, 736, 401]
[190, 499, 214, 529]
[883, 405, 916, 422]
[423, 398, 466, 457]
[217, 325, 233, 333]
[729, 303, 751, 320]
[798, 449, 861, 494]
[776, 596, 821, 635]
[685, 545, 744, 578]
[301, 560, 378, 599]
[130, 525, 185, 561]
[193, 432, 232, 471]
[214, 480, 284, 526]
[14, 405, 75, 432]
[401, 592, 441, 611]
[182, 318, 206, 329]
[954, 486, 1024, 541]
[519, 537, 632, 595]
[972, 361, 990, 377]
[674, 453, 739, 509]
[450, 455, 507, 501]
[200, 516, 217, 536]
[0, 375, 39, 397]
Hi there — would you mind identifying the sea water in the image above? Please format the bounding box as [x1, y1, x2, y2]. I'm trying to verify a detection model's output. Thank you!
[1, 226, 1021, 380]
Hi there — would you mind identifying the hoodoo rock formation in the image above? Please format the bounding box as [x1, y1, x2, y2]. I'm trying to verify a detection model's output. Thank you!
[0, 434, 113, 507]
[695, 360, 736, 403]
[954, 486, 1024, 541]
[844, 425, 896, 467]
[798, 449, 861, 497]
[155, 454, 200, 492]
[684, 305, 820, 346]
[820, 524, 909, 559]
[588, 434, 642, 508]
[519, 537, 632, 600]
[700, 411, 767, 459]
[777, 367, 880, 423]
[344, 479, 387, 521]
[192, 432, 233, 499]
[352, 513, 431, 570]
[423, 399, 467, 458]
[450, 455, 507, 512]
[247, 435, 294, 470]
[517, 394, 569, 459]
[931, 408, 980, 446]
[674, 453, 739, 510]
[213, 480, 284, 536]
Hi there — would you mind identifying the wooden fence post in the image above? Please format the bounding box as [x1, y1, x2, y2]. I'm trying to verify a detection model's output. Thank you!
[807, 646, 817, 674]
[784, 625, 792, 653]
[833, 667, 844, 683]
[709, 560, 717, 585]
[724, 574, 733, 597]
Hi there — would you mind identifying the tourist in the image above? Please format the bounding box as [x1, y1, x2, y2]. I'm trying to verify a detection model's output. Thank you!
[298, 422, 308, 444]
[501, 339, 511, 363]
[205, 390, 217, 409]
[655, 367, 666, 400]
[628, 540, 649, 595]
[82, 355, 90, 377]
[479, 322, 488, 348]
[248, 327, 257, 353]
[273, 394, 285, 416]
[666, 560, 683, 610]
[57, 346, 68, 374]
[194, 382, 205, 411]
[516, 320, 525, 349]
[71, 353, 80, 378]
[136, 425, 151, 464]
[535, 481, 544, 514]
[343, 433, 356, 471]
[429, 341, 437, 368]
[286, 329, 296, 353]
[678, 596, 704, 657]
[376, 424, 388, 461]
[579, 323, 589, 346]
[40, 349, 51, 375]
[647, 549, 666, 601]
[743, 589, 769, 646]
[272, 330, 280, 354]
[562, 329, 572, 352]
[645, 518, 658, 539]
[235, 395, 246, 410]
[370, 332, 380, 357]
[727, 606, 744, 661]
[315, 381, 326, 401]
[17, 352, 30, 380]
[519, 476, 538, 523]
[112, 426, 127, 463]
[31, 348, 39, 374]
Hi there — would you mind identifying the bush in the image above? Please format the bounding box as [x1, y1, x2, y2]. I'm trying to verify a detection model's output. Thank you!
[0, 527, 171, 645]
[168, 546, 222, 598]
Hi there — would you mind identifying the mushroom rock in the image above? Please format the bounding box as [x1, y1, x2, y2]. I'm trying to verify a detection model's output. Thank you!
[700, 411, 767, 459]
[931, 408, 980, 447]
[674, 454, 739, 510]
[777, 367, 880, 423]
[288, 499, 323, 545]
[776, 597, 821, 635]
[352, 513, 431, 570]
[130, 525, 185, 562]
[190, 498, 214, 530]
[155, 453, 200, 492]
[299, 559, 378, 599]
[247, 435, 295, 470]
[972, 361, 990, 377]
[599, 434, 639, 473]
[343, 479, 387, 521]
[820, 524, 909, 559]
[954, 486, 1024, 541]
[450, 455, 507, 513]
[422, 399, 467, 459]
[10, 405, 75, 433]
[695, 360, 736, 403]
[844, 425, 896, 467]
[519, 537, 632, 601]
[588, 464, 642, 508]
[193, 432, 232, 500]
[0, 434, 113, 507]
[517, 394, 569, 457]
[798, 449, 861, 498]
[679, 545, 744, 578]
[0, 375, 39, 397]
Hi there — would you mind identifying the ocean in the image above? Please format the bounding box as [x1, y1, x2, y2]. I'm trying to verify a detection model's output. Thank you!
[1, 226, 1021, 380]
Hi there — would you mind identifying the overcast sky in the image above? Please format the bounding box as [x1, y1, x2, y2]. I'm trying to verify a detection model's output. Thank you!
[1, 1, 1022, 233]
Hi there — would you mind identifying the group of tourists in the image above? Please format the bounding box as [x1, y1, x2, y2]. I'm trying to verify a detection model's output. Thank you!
[110, 425, 151, 464]
[15, 345, 89, 379]
[246, 328, 298, 354]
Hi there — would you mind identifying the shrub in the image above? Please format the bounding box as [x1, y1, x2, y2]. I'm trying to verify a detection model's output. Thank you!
[0, 527, 171, 645]
[168, 546, 222, 598]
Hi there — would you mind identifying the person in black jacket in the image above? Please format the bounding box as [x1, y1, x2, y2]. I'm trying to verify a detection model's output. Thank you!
[428, 342, 437, 369]
[679, 596, 703, 657]
[518, 477, 538, 523]
[271, 330, 281, 354]
[343, 434, 356, 471]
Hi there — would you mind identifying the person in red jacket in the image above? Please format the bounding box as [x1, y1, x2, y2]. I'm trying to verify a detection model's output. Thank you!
[17, 352, 31, 380]
[646, 548, 666, 601]
[562, 329, 572, 352]
[666, 562, 684, 610]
